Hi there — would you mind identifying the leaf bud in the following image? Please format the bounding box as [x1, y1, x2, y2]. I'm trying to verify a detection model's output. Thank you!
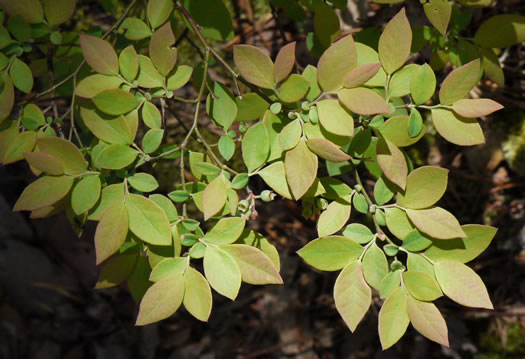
[390, 260, 405, 271]
[301, 101, 310, 111]
[288, 112, 297, 119]
[270, 102, 282, 114]
[260, 190, 275, 202]
[354, 184, 362, 192]
[315, 197, 328, 210]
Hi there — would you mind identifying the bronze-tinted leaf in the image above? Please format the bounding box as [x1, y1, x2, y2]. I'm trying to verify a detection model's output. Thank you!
[274, 42, 296, 83]
[343, 62, 382, 88]
[306, 138, 351, 162]
[378, 8, 412, 74]
[79, 34, 119, 75]
[317, 35, 357, 92]
[376, 138, 407, 190]
[150, 22, 177, 76]
[285, 140, 318, 199]
[452, 99, 503, 118]
[338, 88, 391, 116]
[439, 59, 480, 105]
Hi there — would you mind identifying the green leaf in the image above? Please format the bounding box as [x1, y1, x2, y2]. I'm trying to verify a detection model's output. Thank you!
[2, 131, 36, 164]
[410, 64, 436, 105]
[137, 55, 164, 88]
[379, 115, 426, 148]
[202, 175, 228, 220]
[374, 177, 394, 205]
[94, 203, 128, 264]
[204, 245, 241, 300]
[223, 244, 282, 284]
[317, 35, 357, 92]
[128, 173, 159, 193]
[9, 58, 33, 93]
[217, 135, 234, 161]
[406, 207, 466, 240]
[338, 88, 391, 116]
[96, 144, 138, 170]
[343, 62, 382, 88]
[0, 0, 44, 23]
[142, 128, 164, 154]
[242, 122, 269, 172]
[120, 17, 152, 40]
[7, 16, 31, 43]
[313, 1, 340, 48]
[119, 45, 139, 82]
[208, 82, 237, 131]
[37, 137, 87, 174]
[376, 138, 407, 190]
[397, 166, 448, 209]
[204, 217, 246, 245]
[407, 253, 435, 277]
[235, 93, 269, 122]
[233, 45, 274, 89]
[452, 98, 503, 118]
[334, 261, 371, 332]
[426, 224, 496, 263]
[150, 258, 187, 282]
[298, 235, 362, 271]
[317, 99, 354, 137]
[342, 223, 374, 244]
[184, 0, 234, 41]
[350, 193, 367, 214]
[402, 229, 432, 251]
[167, 65, 193, 90]
[149, 22, 177, 76]
[141, 101, 162, 129]
[378, 8, 412, 74]
[14, 175, 74, 211]
[439, 59, 480, 105]
[285, 140, 318, 199]
[149, 194, 178, 222]
[147, 0, 173, 29]
[385, 207, 414, 240]
[432, 108, 484, 146]
[378, 288, 410, 350]
[88, 183, 125, 221]
[95, 254, 137, 289]
[79, 34, 119, 75]
[0, 73, 15, 124]
[302, 65, 322, 102]
[355, 43, 387, 87]
[379, 271, 401, 299]
[43, 0, 76, 26]
[183, 267, 212, 321]
[274, 42, 295, 83]
[480, 47, 504, 88]
[407, 296, 449, 346]
[258, 161, 293, 200]
[135, 274, 184, 326]
[403, 271, 442, 301]
[362, 241, 388, 289]
[434, 260, 493, 309]
[389, 64, 419, 98]
[408, 109, 424, 138]
[80, 107, 132, 145]
[278, 74, 310, 103]
[93, 89, 139, 116]
[71, 175, 101, 215]
[126, 194, 172, 245]
[75, 74, 123, 98]
[423, 0, 452, 35]
[474, 15, 525, 48]
[128, 256, 152, 303]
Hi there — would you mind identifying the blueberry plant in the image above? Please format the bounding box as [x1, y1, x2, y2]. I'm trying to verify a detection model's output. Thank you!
[0, 0, 524, 350]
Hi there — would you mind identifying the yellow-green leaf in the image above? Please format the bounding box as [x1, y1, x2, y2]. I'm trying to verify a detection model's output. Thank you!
[43, 0, 76, 26]
[378, 8, 412, 74]
[376, 138, 407, 190]
[137, 55, 164, 88]
[439, 59, 480, 105]
[223, 244, 282, 284]
[203, 245, 241, 300]
[298, 235, 362, 271]
[183, 267, 212, 321]
[434, 260, 493, 309]
[317, 99, 354, 137]
[94, 203, 128, 264]
[126, 194, 172, 245]
[242, 122, 269, 172]
[410, 63, 436, 105]
[147, 0, 174, 29]
[13, 175, 74, 211]
[202, 175, 228, 220]
[407, 296, 449, 346]
[93, 88, 139, 116]
[233, 45, 274, 89]
[403, 271, 442, 301]
[379, 115, 426, 148]
[285, 140, 318, 199]
[71, 174, 101, 215]
[362, 241, 388, 289]
[334, 261, 371, 332]
[204, 217, 246, 245]
[80, 107, 132, 145]
[136, 274, 184, 326]
[306, 138, 351, 162]
[37, 136, 88, 174]
[397, 166, 448, 209]
[149, 22, 177, 76]
[317, 35, 357, 92]
[23, 151, 63, 176]
[75, 74, 123, 98]
[474, 15, 525, 48]
[258, 161, 293, 200]
[385, 207, 414, 240]
[431, 108, 484, 146]
[406, 207, 466, 240]
[423, 0, 452, 35]
[378, 288, 410, 350]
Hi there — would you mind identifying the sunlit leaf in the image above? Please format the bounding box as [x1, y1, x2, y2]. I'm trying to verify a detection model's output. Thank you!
[94, 202, 128, 264]
[136, 274, 184, 326]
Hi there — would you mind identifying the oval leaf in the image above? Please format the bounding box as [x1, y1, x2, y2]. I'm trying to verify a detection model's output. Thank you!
[94, 203, 128, 264]
[203, 246, 241, 300]
[233, 45, 274, 89]
[298, 235, 362, 271]
[397, 166, 448, 209]
[136, 274, 184, 326]
[407, 296, 449, 346]
[222, 244, 282, 284]
[126, 194, 172, 245]
[378, 8, 412, 74]
[79, 34, 119, 75]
